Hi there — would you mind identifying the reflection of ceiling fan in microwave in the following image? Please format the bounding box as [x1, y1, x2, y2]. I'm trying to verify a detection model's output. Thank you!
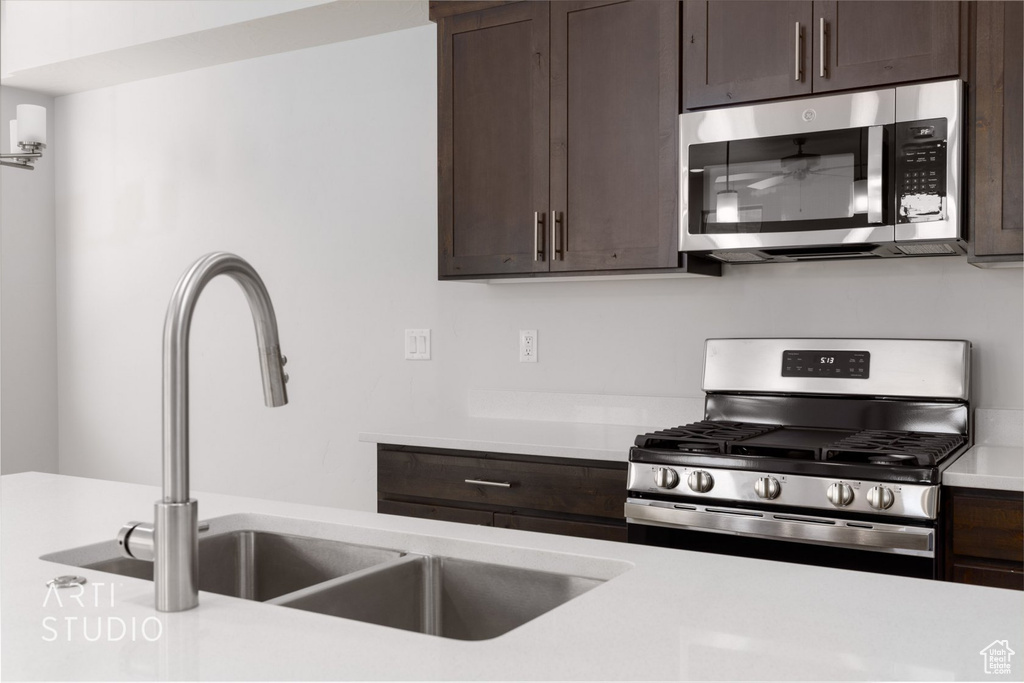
[715, 138, 852, 191]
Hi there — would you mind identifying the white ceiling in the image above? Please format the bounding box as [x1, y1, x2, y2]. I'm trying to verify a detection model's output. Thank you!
[1, 0, 430, 96]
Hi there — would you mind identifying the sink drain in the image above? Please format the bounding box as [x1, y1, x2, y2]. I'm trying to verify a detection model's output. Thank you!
[47, 575, 87, 589]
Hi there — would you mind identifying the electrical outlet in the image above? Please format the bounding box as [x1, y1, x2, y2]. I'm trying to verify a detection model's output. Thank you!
[519, 330, 537, 363]
[404, 329, 431, 360]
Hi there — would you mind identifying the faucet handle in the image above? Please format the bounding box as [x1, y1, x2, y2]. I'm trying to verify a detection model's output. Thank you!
[117, 520, 209, 562]
[117, 521, 155, 561]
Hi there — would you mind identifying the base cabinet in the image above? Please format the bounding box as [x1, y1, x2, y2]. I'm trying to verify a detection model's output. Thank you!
[945, 487, 1024, 590]
[377, 446, 627, 542]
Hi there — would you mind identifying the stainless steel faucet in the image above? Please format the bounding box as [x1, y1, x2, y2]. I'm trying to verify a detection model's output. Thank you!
[119, 252, 289, 611]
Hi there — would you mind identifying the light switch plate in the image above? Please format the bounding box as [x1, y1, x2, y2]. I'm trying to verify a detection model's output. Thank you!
[404, 329, 431, 360]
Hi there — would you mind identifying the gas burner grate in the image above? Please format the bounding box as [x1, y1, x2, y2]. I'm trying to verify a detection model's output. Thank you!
[822, 430, 966, 467]
[635, 421, 780, 453]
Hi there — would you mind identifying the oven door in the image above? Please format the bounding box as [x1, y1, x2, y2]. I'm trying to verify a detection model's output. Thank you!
[625, 498, 939, 579]
[680, 88, 895, 262]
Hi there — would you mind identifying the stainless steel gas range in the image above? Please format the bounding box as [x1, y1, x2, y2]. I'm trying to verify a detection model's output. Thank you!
[625, 338, 971, 579]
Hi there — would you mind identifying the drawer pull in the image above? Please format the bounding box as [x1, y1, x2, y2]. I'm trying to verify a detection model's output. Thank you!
[465, 478, 512, 488]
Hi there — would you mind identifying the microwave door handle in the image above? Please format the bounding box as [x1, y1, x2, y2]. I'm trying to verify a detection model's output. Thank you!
[867, 125, 884, 224]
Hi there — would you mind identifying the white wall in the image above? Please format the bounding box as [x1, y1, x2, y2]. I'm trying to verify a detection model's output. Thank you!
[54, 25, 1024, 512]
[2, 0, 334, 75]
[1, 85, 58, 475]
[1, 0, 428, 96]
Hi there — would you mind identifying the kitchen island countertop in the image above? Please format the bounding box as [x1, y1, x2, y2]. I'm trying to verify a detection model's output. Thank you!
[3, 471, 1022, 681]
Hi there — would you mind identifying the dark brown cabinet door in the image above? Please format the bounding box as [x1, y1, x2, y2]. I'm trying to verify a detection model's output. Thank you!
[969, 1, 1023, 263]
[493, 513, 626, 542]
[377, 446, 628, 543]
[813, 1, 961, 93]
[438, 3, 550, 277]
[683, 1, 813, 110]
[378, 499, 494, 526]
[550, 0, 680, 271]
[945, 487, 1024, 591]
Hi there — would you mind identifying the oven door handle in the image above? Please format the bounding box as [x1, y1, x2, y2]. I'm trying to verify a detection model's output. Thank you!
[867, 125, 884, 224]
[624, 500, 934, 557]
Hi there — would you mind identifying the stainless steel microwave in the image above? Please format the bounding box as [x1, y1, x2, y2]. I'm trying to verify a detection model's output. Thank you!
[679, 80, 964, 263]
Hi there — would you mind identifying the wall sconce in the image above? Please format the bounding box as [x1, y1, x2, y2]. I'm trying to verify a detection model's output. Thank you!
[2, 105, 47, 171]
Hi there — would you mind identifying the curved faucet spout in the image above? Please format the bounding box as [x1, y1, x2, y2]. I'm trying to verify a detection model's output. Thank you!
[162, 252, 289, 504]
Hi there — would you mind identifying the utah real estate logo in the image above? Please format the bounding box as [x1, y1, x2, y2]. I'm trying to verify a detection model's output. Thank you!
[980, 640, 1015, 675]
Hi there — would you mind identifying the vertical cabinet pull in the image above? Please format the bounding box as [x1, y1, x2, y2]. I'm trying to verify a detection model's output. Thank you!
[533, 211, 546, 261]
[819, 18, 828, 79]
[794, 22, 802, 82]
[551, 211, 564, 261]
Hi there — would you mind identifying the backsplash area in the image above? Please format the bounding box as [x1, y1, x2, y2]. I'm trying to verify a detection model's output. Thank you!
[468, 390, 704, 427]
[43, 25, 1022, 512]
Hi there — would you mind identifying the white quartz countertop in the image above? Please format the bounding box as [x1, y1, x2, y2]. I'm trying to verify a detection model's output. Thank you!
[944, 445, 1024, 492]
[359, 415, 650, 462]
[4, 472, 1023, 681]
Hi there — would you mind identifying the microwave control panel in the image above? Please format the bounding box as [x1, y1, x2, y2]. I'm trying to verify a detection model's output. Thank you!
[895, 118, 948, 224]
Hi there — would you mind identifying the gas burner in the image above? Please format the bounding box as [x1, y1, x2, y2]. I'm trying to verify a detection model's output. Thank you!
[635, 421, 780, 453]
[823, 430, 967, 467]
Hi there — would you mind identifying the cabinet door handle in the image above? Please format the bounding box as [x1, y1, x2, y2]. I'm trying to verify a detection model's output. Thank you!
[465, 478, 512, 488]
[819, 18, 827, 79]
[534, 211, 546, 261]
[794, 22, 802, 82]
[551, 210, 563, 260]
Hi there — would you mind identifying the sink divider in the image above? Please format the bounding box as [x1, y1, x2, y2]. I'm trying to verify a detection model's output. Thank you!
[266, 553, 423, 608]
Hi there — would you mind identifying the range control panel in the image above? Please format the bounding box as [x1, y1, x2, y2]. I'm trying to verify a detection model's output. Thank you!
[895, 117, 948, 224]
[781, 350, 870, 379]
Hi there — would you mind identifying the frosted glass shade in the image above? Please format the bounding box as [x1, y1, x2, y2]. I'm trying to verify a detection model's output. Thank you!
[717, 190, 739, 223]
[16, 104, 46, 145]
[9, 120, 18, 153]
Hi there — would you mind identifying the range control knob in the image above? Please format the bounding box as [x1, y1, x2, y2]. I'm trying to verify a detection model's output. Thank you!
[687, 470, 714, 493]
[754, 476, 781, 500]
[826, 482, 854, 507]
[867, 485, 895, 510]
[653, 467, 680, 489]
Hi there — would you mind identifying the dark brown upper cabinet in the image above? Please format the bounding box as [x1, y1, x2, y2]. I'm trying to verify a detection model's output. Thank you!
[684, 1, 963, 110]
[548, 1, 680, 273]
[437, 1, 715, 279]
[968, 1, 1023, 266]
[438, 3, 550, 277]
[682, 1, 813, 109]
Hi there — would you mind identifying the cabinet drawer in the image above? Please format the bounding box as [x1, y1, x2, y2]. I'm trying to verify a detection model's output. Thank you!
[378, 499, 494, 526]
[951, 560, 1024, 591]
[378, 449, 627, 520]
[494, 512, 626, 543]
[952, 492, 1024, 563]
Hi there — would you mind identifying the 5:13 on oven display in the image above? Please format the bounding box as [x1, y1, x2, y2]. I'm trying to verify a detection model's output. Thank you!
[781, 350, 870, 379]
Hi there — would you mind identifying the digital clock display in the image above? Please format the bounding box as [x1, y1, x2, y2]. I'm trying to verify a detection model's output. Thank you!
[781, 350, 870, 379]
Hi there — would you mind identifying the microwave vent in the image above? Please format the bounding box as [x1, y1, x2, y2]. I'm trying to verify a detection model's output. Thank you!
[896, 243, 958, 255]
[713, 252, 767, 263]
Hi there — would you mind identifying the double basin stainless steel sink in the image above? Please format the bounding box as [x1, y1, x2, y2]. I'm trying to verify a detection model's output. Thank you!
[43, 518, 614, 641]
